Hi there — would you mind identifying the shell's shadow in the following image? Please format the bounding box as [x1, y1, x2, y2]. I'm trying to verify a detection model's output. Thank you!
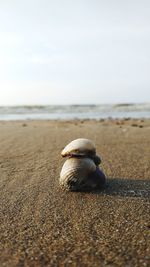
[93, 178, 150, 198]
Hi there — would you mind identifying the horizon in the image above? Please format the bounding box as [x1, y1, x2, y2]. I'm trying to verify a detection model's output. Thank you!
[0, 102, 150, 107]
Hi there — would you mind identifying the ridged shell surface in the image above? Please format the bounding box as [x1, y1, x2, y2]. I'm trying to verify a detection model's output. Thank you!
[61, 138, 96, 157]
[59, 157, 96, 190]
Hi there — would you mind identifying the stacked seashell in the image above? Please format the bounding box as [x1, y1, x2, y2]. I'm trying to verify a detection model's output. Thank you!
[59, 138, 106, 191]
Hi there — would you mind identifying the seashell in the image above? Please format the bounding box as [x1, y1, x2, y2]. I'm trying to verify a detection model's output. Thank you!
[59, 157, 106, 191]
[93, 154, 101, 166]
[61, 138, 96, 158]
[89, 167, 106, 189]
[59, 157, 96, 191]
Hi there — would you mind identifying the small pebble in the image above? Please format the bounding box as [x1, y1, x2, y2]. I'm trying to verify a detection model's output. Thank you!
[131, 123, 138, 127]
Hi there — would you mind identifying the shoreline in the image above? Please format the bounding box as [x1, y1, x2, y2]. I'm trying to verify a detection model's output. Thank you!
[0, 103, 150, 121]
[0, 115, 150, 121]
[0, 117, 150, 122]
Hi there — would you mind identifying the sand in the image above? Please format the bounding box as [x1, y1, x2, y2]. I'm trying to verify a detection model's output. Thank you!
[0, 119, 150, 267]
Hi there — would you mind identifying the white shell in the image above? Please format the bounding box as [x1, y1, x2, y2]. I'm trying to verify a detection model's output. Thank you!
[61, 138, 96, 157]
[59, 157, 96, 190]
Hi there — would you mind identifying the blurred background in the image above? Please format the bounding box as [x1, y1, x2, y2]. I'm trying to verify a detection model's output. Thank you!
[0, 0, 150, 119]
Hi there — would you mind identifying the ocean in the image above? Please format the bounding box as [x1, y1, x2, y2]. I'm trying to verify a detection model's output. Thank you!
[0, 103, 150, 120]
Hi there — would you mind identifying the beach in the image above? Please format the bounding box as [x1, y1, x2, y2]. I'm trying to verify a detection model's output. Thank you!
[0, 119, 150, 267]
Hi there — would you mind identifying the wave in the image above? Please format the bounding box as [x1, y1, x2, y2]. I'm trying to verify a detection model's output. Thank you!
[0, 103, 150, 120]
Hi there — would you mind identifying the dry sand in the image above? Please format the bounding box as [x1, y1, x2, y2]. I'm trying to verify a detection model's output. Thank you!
[0, 119, 150, 267]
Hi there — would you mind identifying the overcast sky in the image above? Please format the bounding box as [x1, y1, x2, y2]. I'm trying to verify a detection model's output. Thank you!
[0, 0, 150, 105]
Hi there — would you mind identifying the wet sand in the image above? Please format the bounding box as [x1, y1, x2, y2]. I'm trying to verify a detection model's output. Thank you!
[0, 119, 150, 267]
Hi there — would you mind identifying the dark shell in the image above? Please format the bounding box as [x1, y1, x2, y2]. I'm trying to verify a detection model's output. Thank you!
[92, 155, 101, 166]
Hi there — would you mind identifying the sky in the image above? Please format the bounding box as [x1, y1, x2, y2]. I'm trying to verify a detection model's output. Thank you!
[0, 0, 150, 105]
